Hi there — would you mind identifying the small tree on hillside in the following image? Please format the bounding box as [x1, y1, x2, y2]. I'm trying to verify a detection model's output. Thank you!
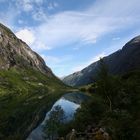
[97, 58, 121, 111]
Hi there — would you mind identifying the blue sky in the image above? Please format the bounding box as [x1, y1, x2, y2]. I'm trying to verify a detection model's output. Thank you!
[0, 0, 140, 77]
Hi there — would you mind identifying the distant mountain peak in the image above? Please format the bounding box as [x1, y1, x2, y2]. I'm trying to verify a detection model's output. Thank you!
[129, 35, 140, 44]
[63, 35, 140, 86]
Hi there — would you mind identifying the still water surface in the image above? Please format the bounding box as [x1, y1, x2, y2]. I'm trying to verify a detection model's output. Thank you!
[27, 92, 88, 140]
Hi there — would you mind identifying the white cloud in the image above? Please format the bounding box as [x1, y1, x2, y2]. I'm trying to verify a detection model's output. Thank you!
[39, 54, 74, 77]
[1, 0, 140, 77]
[15, 0, 44, 12]
[31, 12, 115, 50]
[15, 29, 35, 45]
[41, 55, 61, 64]
[25, 0, 140, 51]
[53, 2, 59, 8]
[15, 0, 33, 12]
[32, 9, 47, 21]
[41, 54, 73, 67]
[32, 41, 51, 51]
[2, 0, 140, 53]
[112, 37, 120, 41]
[47, 3, 55, 10]
[48, 2, 59, 10]
[24, 3, 33, 12]
[72, 53, 106, 72]
[18, 19, 24, 24]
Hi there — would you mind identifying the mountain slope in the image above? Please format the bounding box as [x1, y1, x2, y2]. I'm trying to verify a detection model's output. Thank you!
[0, 23, 53, 75]
[0, 23, 68, 139]
[63, 36, 140, 86]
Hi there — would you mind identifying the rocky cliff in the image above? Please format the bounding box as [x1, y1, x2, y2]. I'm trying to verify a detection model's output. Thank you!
[63, 36, 140, 86]
[0, 23, 52, 76]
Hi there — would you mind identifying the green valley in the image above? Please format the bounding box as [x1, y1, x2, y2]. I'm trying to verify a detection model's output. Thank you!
[0, 67, 69, 139]
[0, 23, 70, 139]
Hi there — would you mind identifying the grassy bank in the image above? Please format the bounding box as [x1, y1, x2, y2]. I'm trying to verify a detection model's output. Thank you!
[0, 68, 70, 139]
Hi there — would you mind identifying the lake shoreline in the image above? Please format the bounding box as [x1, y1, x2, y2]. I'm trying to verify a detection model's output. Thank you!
[26, 92, 89, 140]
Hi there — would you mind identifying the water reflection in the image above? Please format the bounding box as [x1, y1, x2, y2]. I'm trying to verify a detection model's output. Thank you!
[27, 92, 88, 140]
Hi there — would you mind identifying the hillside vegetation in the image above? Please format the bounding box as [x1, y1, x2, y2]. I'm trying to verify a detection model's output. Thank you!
[0, 67, 69, 139]
[57, 60, 140, 140]
[0, 23, 70, 139]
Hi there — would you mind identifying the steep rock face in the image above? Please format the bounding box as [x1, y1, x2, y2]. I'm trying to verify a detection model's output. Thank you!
[0, 23, 52, 76]
[63, 36, 140, 86]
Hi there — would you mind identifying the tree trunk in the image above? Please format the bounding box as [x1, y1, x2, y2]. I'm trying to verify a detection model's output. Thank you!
[107, 95, 112, 111]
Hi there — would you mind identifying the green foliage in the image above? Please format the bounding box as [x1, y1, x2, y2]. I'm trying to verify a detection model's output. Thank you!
[44, 105, 66, 140]
[58, 59, 140, 140]
[97, 59, 121, 111]
[101, 109, 135, 140]
[0, 68, 69, 139]
[79, 83, 97, 93]
[95, 61, 140, 140]
[72, 95, 107, 132]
